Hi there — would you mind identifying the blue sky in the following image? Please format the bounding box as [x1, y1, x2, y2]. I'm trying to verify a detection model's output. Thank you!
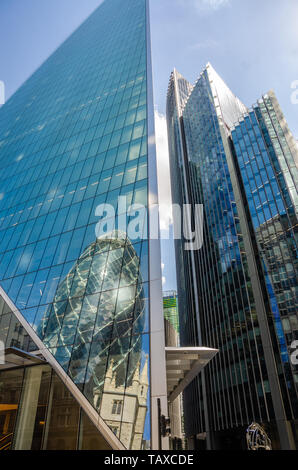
[152, 0, 298, 124]
[0, 0, 297, 291]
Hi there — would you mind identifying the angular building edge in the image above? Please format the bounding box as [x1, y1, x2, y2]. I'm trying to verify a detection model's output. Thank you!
[0, 285, 126, 450]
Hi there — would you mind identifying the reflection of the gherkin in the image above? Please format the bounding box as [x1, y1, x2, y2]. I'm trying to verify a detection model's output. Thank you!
[38, 230, 146, 406]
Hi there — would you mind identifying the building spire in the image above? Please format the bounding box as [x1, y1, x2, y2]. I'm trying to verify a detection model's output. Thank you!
[132, 360, 141, 384]
[106, 359, 114, 380]
[140, 355, 149, 386]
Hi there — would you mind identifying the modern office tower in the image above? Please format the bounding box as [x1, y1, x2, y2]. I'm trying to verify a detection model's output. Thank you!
[0, 0, 168, 450]
[231, 91, 298, 440]
[166, 72, 195, 351]
[167, 63, 298, 450]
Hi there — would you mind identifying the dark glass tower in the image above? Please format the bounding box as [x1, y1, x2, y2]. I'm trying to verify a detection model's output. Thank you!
[167, 64, 298, 450]
[0, 0, 166, 450]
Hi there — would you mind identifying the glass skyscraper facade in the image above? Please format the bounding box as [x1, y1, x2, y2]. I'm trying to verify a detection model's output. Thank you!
[231, 91, 298, 426]
[166, 71, 196, 351]
[0, 0, 166, 450]
[167, 64, 297, 450]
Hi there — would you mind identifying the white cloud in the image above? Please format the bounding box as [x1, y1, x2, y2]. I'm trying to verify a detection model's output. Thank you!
[154, 110, 173, 232]
[178, 0, 230, 13]
[200, 0, 230, 9]
[15, 153, 24, 162]
[161, 264, 166, 286]
[189, 39, 220, 50]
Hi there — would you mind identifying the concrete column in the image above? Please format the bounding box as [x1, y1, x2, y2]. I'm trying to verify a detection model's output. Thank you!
[42, 375, 54, 450]
[146, 0, 169, 451]
[13, 366, 43, 450]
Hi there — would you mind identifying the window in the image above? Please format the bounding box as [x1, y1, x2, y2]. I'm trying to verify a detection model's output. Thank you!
[58, 407, 71, 426]
[111, 400, 123, 415]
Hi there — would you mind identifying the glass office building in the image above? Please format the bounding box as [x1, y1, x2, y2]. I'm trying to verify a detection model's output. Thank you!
[163, 291, 184, 449]
[167, 63, 298, 450]
[163, 291, 179, 336]
[0, 0, 166, 450]
[166, 71, 196, 351]
[231, 91, 298, 429]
